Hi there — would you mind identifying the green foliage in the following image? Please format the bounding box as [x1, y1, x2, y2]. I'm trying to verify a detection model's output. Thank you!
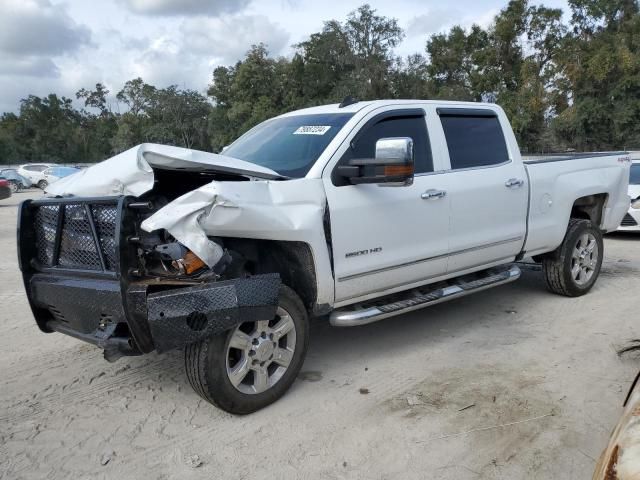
[554, 0, 640, 149]
[1, 1, 640, 164]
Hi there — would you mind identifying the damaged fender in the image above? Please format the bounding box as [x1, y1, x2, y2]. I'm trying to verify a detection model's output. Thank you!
[142, 178, 335, 307]
[43, 143, 335, 308]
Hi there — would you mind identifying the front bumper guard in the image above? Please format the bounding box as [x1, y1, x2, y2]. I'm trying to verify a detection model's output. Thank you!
[29, 272, 280, 359]
[19, 196, 281, 360]
[146, 274, 280, 353]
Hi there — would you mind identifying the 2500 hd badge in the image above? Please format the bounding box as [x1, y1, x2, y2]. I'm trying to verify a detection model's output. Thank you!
[345, 247, 383, 258]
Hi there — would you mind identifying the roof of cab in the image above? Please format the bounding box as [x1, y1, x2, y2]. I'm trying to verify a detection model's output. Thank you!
[277, 99, 502, 117]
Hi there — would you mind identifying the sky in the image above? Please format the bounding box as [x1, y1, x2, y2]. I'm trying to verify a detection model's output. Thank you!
[0, 0, 570, 114]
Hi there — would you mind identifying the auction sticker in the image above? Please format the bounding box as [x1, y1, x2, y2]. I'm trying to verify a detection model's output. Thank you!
[293, 126, 331, 135]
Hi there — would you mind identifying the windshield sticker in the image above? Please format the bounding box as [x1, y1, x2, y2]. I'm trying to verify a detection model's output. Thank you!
[293, 126, 331, 135]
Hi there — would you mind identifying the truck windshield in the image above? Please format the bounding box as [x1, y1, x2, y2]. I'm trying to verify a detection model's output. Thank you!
[223, 113, 354, 178]
[630, 164, 640, 185]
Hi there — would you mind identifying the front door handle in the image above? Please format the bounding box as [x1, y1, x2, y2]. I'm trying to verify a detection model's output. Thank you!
[421, 189, 447, 200]
[505, 178, 525, 188]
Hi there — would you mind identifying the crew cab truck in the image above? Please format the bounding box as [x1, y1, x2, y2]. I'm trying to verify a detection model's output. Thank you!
[18, 100, 631, 414]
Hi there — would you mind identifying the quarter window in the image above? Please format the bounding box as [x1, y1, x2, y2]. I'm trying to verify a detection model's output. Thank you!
[440, 114, 509, 170]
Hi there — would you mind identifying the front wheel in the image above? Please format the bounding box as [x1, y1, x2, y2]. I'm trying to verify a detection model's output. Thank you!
[37, 180, 48, 190]
[185, 285, 309, 414]
[542, 219, 604, 297]
[9, 182, 18, 193]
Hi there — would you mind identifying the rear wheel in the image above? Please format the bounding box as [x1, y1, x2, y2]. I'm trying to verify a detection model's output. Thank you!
[184, 285, 309, 414]
[542, 219, 603, 297]
[37, 180, 47, 190]
[9, 182, 18, 193]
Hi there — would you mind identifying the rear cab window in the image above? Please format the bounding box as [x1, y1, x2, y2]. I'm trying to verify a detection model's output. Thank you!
[630, 164, 640, 185]
[438, 109, 509, 170]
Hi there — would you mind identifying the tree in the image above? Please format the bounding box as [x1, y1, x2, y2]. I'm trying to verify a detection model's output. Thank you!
[344, 4, 404, 98]
[76, 83, 111, 116]
[553, 0, 640, 149]
[11, 94, 83, 162]
[145, 86, 211, 149]
[427, 25, 490, 101]
[116, 78, 156, 116]
[112, 78, 157, 151]
[3, 1, 640, 164]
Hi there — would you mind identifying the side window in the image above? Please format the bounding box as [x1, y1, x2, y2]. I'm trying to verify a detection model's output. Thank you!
[440, 114, 509, 170]
[342, 115, 433, 174]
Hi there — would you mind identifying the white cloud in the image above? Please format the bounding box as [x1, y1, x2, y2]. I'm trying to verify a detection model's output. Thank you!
[119, 0, 251, 16]
[0, 54, 59, 77]
[181, 14, 289, 63]
[0, 0, 91, 56]
[407, 8, 462, 37]
[121, 14, 289, 91]
[0, 0, 92, 112]
[0, 0, 570, 114]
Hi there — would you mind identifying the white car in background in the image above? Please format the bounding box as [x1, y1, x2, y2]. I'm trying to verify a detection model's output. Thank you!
[619, 160, 640, 231]
[17, 163, 54, 189]
[40, 166, 81, 189]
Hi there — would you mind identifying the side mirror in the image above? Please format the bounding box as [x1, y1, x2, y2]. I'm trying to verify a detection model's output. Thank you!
[337, 137, 414, 186]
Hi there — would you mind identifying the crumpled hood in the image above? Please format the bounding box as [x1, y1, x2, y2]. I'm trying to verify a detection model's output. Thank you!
[45, 143, 281, 197]
[41, 143, 328, 276]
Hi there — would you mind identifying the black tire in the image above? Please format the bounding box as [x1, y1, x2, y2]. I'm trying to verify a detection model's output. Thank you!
[9, 182, 18, 193]
[37, 180, 47, 190]
[184, 285, 309, 414]
[542, 218, 604, 297]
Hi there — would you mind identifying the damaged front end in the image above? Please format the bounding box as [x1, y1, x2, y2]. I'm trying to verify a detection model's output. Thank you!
[18, 194, 281, 361]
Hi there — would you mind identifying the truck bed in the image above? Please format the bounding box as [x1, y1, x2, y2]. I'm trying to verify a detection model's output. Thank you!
[522, 152, 631, 257]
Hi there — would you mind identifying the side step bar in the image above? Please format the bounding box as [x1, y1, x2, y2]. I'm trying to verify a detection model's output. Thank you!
[330, 264, 521, 327]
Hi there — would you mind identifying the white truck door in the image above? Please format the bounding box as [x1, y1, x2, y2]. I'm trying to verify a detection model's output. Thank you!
[323, 108, 450, 305]
[435, 108, 528, 272]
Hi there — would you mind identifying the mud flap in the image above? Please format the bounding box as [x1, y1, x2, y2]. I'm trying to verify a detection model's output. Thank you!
[146, 274, 280, 353]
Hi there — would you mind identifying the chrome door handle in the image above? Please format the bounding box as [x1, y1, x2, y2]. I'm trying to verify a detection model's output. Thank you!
[505, 178, 524, 188]
[421, 189, 447, 200]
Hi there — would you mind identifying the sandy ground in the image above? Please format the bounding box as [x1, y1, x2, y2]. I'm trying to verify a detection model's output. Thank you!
[1, 190, 639, 480]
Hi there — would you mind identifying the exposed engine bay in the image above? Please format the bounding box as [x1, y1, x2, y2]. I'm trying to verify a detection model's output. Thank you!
[44, 143, 333, 308]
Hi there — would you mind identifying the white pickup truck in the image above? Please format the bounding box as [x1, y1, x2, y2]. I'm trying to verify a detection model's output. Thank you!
[18, 99, 631, 413]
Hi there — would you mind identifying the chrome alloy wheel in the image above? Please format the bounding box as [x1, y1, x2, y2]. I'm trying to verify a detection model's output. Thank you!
[571, 232, 598, 286]
[225, 307, 297, 395]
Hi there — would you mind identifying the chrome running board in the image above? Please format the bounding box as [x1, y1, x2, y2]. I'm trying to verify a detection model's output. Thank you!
[330, 264, 521, 327]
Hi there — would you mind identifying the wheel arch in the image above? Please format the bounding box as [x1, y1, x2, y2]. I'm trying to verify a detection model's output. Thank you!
[570, 193, 608, 228]
[222, 238, 319, 314]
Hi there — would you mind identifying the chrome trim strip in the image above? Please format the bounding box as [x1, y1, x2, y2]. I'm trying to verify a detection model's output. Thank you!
[338, 252, 448, 282]
[337, 256, 515, 303]
[448, 235, 523, 258]
[413, 159, 513, 177]
[337, 236, 523, 282]
[330, 265, 521, 327]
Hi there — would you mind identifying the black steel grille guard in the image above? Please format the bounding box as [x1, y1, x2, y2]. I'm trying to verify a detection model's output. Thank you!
[21, 196, 124, 277]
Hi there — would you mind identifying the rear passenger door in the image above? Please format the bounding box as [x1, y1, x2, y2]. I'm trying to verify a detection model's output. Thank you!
[435, 108, 528, 272]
